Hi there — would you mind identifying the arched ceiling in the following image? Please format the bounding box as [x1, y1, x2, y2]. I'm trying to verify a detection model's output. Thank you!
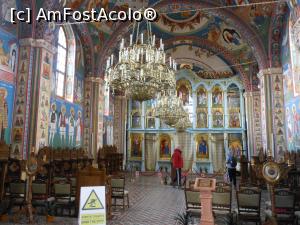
[32, 0, 289, 91]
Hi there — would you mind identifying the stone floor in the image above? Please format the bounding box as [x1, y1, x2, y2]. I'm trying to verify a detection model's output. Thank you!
[1, 174, 297, 225]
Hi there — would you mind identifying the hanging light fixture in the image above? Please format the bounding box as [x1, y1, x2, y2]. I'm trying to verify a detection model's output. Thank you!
[175, 112, 192, 131]
[153, 89, 188, 127]
[105, 10, 177, 101]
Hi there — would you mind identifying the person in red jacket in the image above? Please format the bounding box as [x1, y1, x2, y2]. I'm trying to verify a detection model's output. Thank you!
[172, 146, 183, 188]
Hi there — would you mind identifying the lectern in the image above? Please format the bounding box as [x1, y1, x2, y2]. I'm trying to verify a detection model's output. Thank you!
[193, 178, 216, 225]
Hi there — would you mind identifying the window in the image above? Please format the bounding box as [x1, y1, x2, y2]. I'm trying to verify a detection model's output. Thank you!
[55, 26, 76, 101]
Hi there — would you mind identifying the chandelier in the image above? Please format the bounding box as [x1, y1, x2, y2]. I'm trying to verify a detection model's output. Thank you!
[175, 112, 192, 131]
[105, 15, 177, 101]
[153, 89, 188, 127]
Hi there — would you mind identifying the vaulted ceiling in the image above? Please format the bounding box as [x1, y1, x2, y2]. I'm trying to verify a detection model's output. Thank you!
[32, 0, 289, 91]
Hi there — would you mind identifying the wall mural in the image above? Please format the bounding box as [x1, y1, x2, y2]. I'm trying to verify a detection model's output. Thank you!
[0, 0, 18, 35]
[48, 98, 83, 148]
[0, 34, 18, 76]
[282, 9, 300, 151]
[0, 82, 14, 144]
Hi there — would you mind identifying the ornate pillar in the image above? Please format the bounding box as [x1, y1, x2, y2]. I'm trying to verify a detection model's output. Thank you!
[244, 91, 262, 158]
[83, 78, 94, 156]
[141, 133, 145, 172]
[84, 77, 104, 160]
[12, 39, 55, 159]
[113, 96, 127, 154]
[224, 90, 228, 128]
[258, 68, 286, 159]
[240, 91, 245, 129]
[208, 91, 212, 128]
[192, 90, 197, 129]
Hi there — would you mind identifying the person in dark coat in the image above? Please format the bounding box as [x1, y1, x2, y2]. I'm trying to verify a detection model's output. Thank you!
[172, 146, 183, 188]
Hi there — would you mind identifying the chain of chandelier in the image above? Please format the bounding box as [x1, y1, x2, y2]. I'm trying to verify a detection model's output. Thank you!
[105, 14, 191, 130]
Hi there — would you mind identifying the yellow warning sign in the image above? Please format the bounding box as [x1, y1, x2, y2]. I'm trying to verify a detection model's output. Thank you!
[82, 190, 104, 210]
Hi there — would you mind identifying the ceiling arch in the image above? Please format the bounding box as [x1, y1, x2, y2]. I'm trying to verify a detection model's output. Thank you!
[162, 36, 252, 90]
[97, 0, 270, 76]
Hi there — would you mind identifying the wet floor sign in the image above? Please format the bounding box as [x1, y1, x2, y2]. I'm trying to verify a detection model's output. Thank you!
[79, 186, 106, 225]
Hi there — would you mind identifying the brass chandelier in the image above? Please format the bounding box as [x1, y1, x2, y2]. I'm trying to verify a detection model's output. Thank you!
[153, 89, 189, 127]
[105, 16, 177, 101]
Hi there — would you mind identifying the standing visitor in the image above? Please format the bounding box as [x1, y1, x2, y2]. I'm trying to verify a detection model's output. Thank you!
[172, 146, 183, 188]
[226, 149, 237, 188]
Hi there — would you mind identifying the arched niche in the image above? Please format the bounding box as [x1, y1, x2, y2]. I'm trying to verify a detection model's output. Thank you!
[131, 111, 141, 129]
[211, 84, 223, 107]
[176, 79, 192, 106]
[197, 85, 208, 107]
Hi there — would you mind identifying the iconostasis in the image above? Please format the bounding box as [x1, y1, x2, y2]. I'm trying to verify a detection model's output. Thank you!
[127, 69, 246, 173]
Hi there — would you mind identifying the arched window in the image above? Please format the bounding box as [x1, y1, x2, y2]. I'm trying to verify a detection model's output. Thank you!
[55, 26, 76, 102]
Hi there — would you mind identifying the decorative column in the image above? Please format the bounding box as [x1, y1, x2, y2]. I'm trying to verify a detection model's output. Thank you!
[224, 90, 228, 128]
[240, 90, 245, 129]
[83, 78, 94, 155]
[11, 39, 56, 159]
[85, 77, 104, 160]
[32, 40, 55, 153]
[244, 91, 262, 158]
[113, 96, 127, 154]
[141, 133, 145, 172]
[192, 90, 197, 129]
[208, 91, 212, 128]
[258, 68, 286, 159]
[224, 133, 228, 155]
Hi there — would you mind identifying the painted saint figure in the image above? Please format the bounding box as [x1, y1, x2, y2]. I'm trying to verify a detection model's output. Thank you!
[0, 88, 8, 142]
[49, 103, 57, 145]
[161, 140, 170, 156]
[76, 111, 83, 146]
[198, 137, 207, 155]
[68, 108, 75, 146]
[132, 136, 140, 157]
[58, 105, 67, 146]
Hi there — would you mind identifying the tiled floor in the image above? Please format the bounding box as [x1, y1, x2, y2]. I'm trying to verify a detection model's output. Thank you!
[1, 174, 298, 225]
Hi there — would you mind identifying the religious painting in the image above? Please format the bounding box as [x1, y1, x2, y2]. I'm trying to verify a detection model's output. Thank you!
[131, 112, 141, 128]
[197, 109, 208, 128]
[0, 31, 18, 74]
[132, 100, 141, 111]
[42, 52, 51, 79]
[228, 133, 243, 158]
[177, 79, 192, 106]
[227, 84, 240, 107]
[74, 76, 84, 104]
[0, 82, 14, 144]
[146, 110, 155, 129]
[229, 109, 241, 128]
[159, 134, 171, 159]
[212, 85, 223, 106]
[222, 28, 242, 46]
[197, 86, 207, 107]
[196, 134, 209, 159]
[48, 98, 83, 148]
[212, 109, 224, 128]
[130, 133, 142, 158]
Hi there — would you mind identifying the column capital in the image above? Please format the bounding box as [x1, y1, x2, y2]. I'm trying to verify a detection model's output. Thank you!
[258, 67, 283, 78]
[85, 77, 103, 83]
[19, 38, 56, 53]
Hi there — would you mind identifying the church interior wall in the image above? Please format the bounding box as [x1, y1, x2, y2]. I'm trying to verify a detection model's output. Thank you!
[0, 0, 18, 145]
[282, 6, 300, 151]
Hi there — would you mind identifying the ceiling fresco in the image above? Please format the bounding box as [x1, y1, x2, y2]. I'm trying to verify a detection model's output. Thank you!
[42, 0, 288, 90]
